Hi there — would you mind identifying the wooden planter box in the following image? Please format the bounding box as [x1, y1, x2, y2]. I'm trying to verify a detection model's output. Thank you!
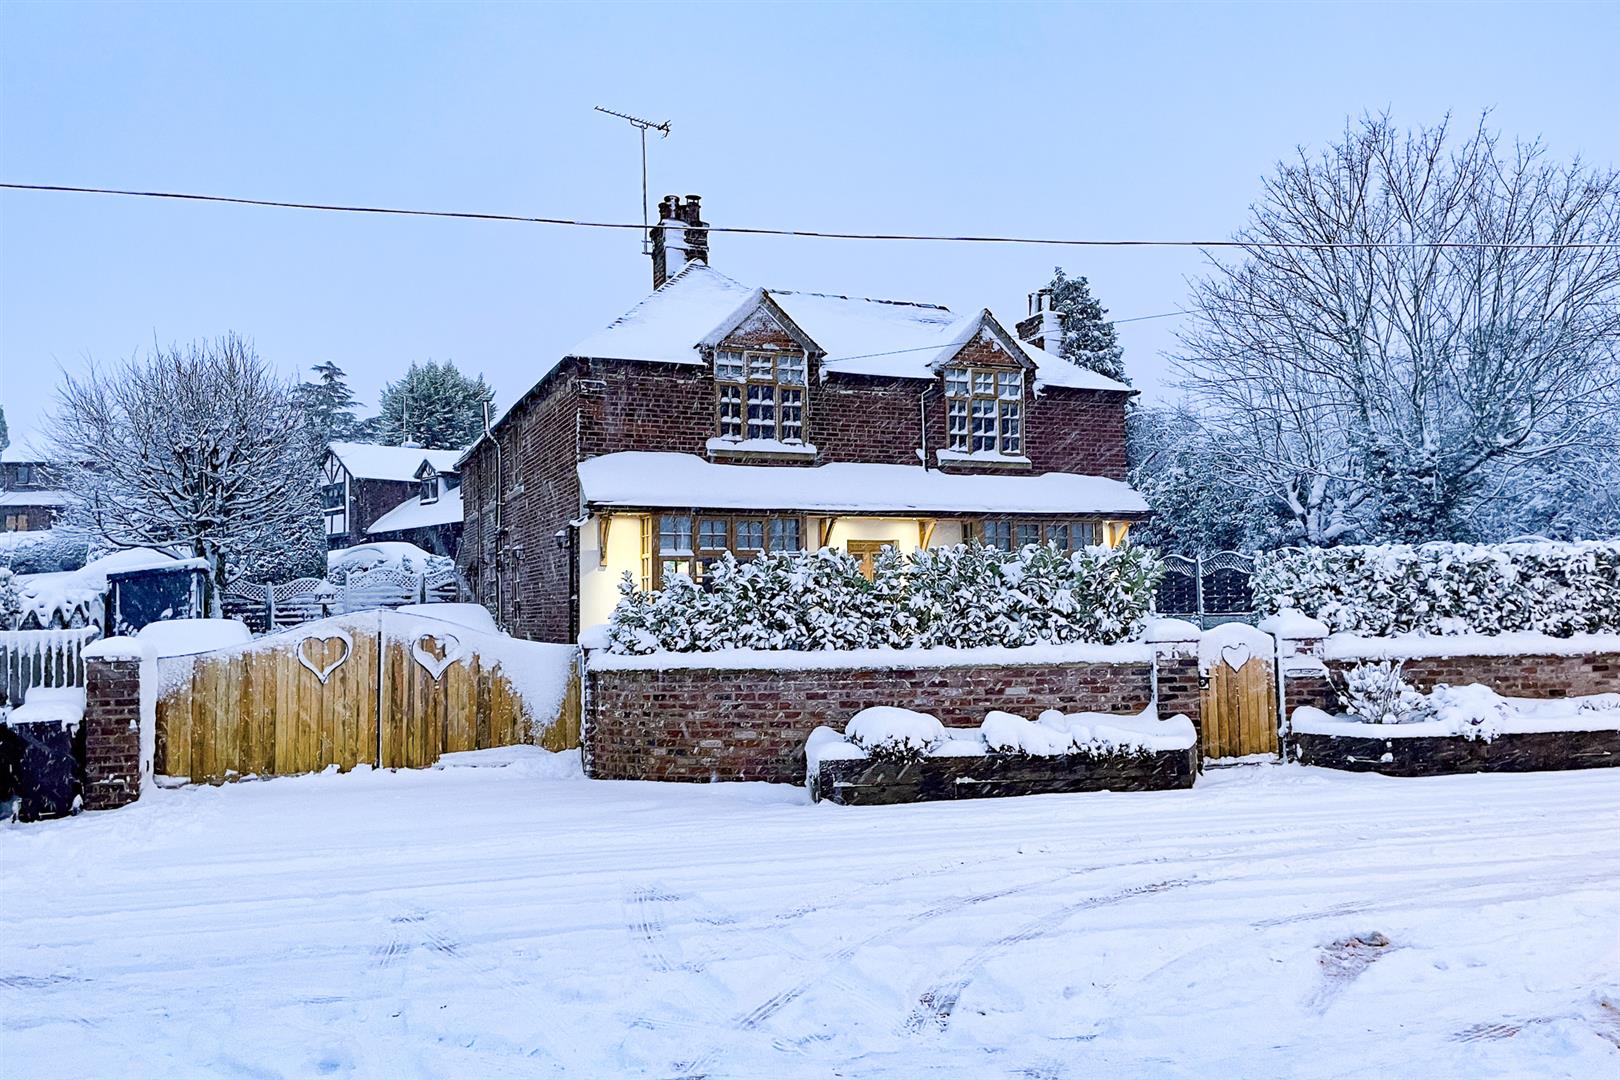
[1292, 729, 1620, 777]
[811, 746, 1197, 806]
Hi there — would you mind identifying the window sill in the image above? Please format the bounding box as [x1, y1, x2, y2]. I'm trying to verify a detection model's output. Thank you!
[934, 450, 1032, 470]
[706, 437, 819, 461]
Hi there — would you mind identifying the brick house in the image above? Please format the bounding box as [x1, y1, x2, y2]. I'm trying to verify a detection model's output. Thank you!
[320, 442, 464, 557]
[0, 454, 69, 532]
[459, 194, 1149, 643]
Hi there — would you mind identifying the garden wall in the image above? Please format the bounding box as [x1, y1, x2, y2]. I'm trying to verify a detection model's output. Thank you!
[584, 645, 1159, 783]
[1279, 632, 1620, 715]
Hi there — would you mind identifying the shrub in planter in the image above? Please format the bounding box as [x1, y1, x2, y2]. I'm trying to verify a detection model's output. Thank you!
[1337, 660, 1430, 725]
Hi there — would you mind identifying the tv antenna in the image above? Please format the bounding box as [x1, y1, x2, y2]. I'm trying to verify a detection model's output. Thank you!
[594, 105, 671, 254]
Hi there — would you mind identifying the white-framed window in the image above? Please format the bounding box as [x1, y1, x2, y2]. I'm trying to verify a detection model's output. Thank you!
[715, 349, 807, 443]
[945, 366, 1023, 455]
[420, 475, 440, 504]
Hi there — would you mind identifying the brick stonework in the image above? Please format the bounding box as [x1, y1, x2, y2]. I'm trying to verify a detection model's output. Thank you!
[1279, 644, 1619, 713]
[584, 659, 1155, 784]
[1152, 648, 1202, 733]
[82, 657, 143, 811]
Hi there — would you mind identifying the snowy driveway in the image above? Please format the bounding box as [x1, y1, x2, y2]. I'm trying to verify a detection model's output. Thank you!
[3, 752, 1618, 1079]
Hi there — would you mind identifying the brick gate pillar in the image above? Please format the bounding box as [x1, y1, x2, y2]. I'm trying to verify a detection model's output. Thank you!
[1148, 619, 1203, 737]
[80, 638, 152, 811]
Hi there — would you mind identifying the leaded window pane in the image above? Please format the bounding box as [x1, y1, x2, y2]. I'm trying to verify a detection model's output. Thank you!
[945, 368, 969, 398]
[972, 371, 995, 396]
[659, 515, 693, 555]
[981, 520, 1013, 551]
[779, 388, 804, 442]
[716, 350, 745, 380]
[1016, 523, 1040, 548]
[997, 371, 1022, 400]
[769, 518, 802, 551]
[946, 400, 970, 450]
[778, 353, 806, 385]
[1048, 523, 1070, 550]
[735, 519, 765, 550]
[971, 399, 997, 452]
[698, 517, 728, 551]
[748, 353, 775, 380]
[1000, 401, 1022, 454]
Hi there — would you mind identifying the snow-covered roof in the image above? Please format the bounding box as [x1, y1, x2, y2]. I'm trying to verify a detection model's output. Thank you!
[556, 263, 1134, 393]
[328, 442, 463, 483]
[0, 489, 70, 507]
[367, 485, 464, 535]
[577, 452, 1150, 518]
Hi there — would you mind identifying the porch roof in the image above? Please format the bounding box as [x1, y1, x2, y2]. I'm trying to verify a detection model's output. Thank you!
[577, 452, 1150, 518]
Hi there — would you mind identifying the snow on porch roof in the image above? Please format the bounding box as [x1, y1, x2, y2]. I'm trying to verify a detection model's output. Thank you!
[577, 452, 1151, 517]
[367, 485, 464, 535]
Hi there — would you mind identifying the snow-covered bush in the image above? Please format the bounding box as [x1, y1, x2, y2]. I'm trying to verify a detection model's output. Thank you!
[1428, 683, 1510, 735]
[1337, 661, 1430, 725]
[0, 528, 93, 575]
[0, 568, 22, 630]
[604, 541, 1161, 654]
[1253, 541, 1620, 637]
[845, 707, 945, 760]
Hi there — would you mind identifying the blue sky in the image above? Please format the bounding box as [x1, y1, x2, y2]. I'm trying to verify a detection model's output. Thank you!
[3, 0, 1616, 451]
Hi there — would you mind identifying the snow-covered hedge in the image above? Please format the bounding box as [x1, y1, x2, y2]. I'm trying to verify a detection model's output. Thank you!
[1252, 541, 1620, 637]
[606, 542, 1160, 654]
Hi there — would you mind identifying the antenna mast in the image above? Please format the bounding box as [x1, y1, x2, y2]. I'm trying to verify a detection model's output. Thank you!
[594, 105, 671, 254]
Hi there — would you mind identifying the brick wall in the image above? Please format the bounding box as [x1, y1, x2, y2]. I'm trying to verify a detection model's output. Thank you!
[585, 658, 1155, 783]
[82, 655, 143, 811]
[1280, 642, 1619, 713]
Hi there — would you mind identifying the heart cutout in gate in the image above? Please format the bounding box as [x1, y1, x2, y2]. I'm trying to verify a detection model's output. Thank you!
[1219, 639, 1254, 673]
[412, 632, 464, 682]
[297, 631, 353, 684]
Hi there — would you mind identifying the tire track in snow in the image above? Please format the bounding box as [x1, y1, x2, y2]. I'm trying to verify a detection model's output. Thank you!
[665, 854, 1184, 1079]
[901, 877, 1199, 1035]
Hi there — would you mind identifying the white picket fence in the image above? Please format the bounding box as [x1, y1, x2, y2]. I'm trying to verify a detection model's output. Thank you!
[222, 565, 466, 632]
[0, 627, 102, 708]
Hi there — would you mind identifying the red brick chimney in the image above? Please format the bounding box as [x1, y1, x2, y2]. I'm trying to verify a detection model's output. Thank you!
[650, 194, 709, 289]
[1015, 287, 1064, 354]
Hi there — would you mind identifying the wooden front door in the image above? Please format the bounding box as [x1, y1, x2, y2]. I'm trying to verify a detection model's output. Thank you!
[1199, 632, 1279, 760]
[845, 540, 896, 581]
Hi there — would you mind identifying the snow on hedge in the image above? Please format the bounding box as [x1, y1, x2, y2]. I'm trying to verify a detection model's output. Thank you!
[607, 542, 1160, 654]
[1253, 541, 1620, 637]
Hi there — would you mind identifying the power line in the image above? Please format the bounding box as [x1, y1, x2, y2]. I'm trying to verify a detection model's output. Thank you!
[4, 182, 1618, 251]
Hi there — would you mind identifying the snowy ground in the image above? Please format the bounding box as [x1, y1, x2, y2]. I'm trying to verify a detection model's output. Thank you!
[3, 752, 1618, 1079]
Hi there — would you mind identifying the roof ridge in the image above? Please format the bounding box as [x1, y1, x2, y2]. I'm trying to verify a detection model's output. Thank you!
[766, 287, 951, 313]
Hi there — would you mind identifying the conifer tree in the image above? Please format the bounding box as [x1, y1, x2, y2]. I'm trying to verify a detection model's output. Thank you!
[292, 361, 363, 444]
[372, 360, 493, 449]
[1047, 267, 1128, 384]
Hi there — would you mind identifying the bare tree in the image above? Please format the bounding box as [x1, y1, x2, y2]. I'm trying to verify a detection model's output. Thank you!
[1176, 114, 1620, 543]
[50, 334, 320, 614]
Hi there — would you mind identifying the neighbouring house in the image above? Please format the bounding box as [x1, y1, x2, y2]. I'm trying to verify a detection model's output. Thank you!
[320, 442, 464, 557]
[459, 194, 1150, 643]
[1, 453, 70, 533]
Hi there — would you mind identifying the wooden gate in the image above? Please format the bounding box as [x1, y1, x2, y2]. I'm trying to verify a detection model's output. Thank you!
[1198, 627, 1279, 760]
[156, 611, 580, 783]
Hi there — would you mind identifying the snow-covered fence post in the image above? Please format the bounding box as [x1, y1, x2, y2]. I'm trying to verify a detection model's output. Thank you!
[1257, 610, 1334, 720]
[79, 637, 155, 812]
[1146, 618, 1202, 744]
[263, 582, 276, 631]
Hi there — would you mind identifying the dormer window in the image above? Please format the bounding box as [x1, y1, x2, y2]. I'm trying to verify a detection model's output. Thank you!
[715, 349, 807, 444]
[945, 366, 1023, 455]
[420, 475, 440, 504]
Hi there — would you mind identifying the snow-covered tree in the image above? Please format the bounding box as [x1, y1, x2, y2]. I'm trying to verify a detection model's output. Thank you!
[0, 568, 22, 630]
[0, 404, 9, 454]
[1046, 267, 1127, 384]
[1175, 114, 1620, 545]
[49, 334, 322, 614]
[292, 361, 363, 444]
[1126, 405, 1291, 553]
[370, 360, 493, 449]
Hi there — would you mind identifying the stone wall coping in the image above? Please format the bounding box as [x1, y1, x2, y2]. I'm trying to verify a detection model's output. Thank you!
[586, 641, 1153, 673]
[1321, 631, 1620, 661]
